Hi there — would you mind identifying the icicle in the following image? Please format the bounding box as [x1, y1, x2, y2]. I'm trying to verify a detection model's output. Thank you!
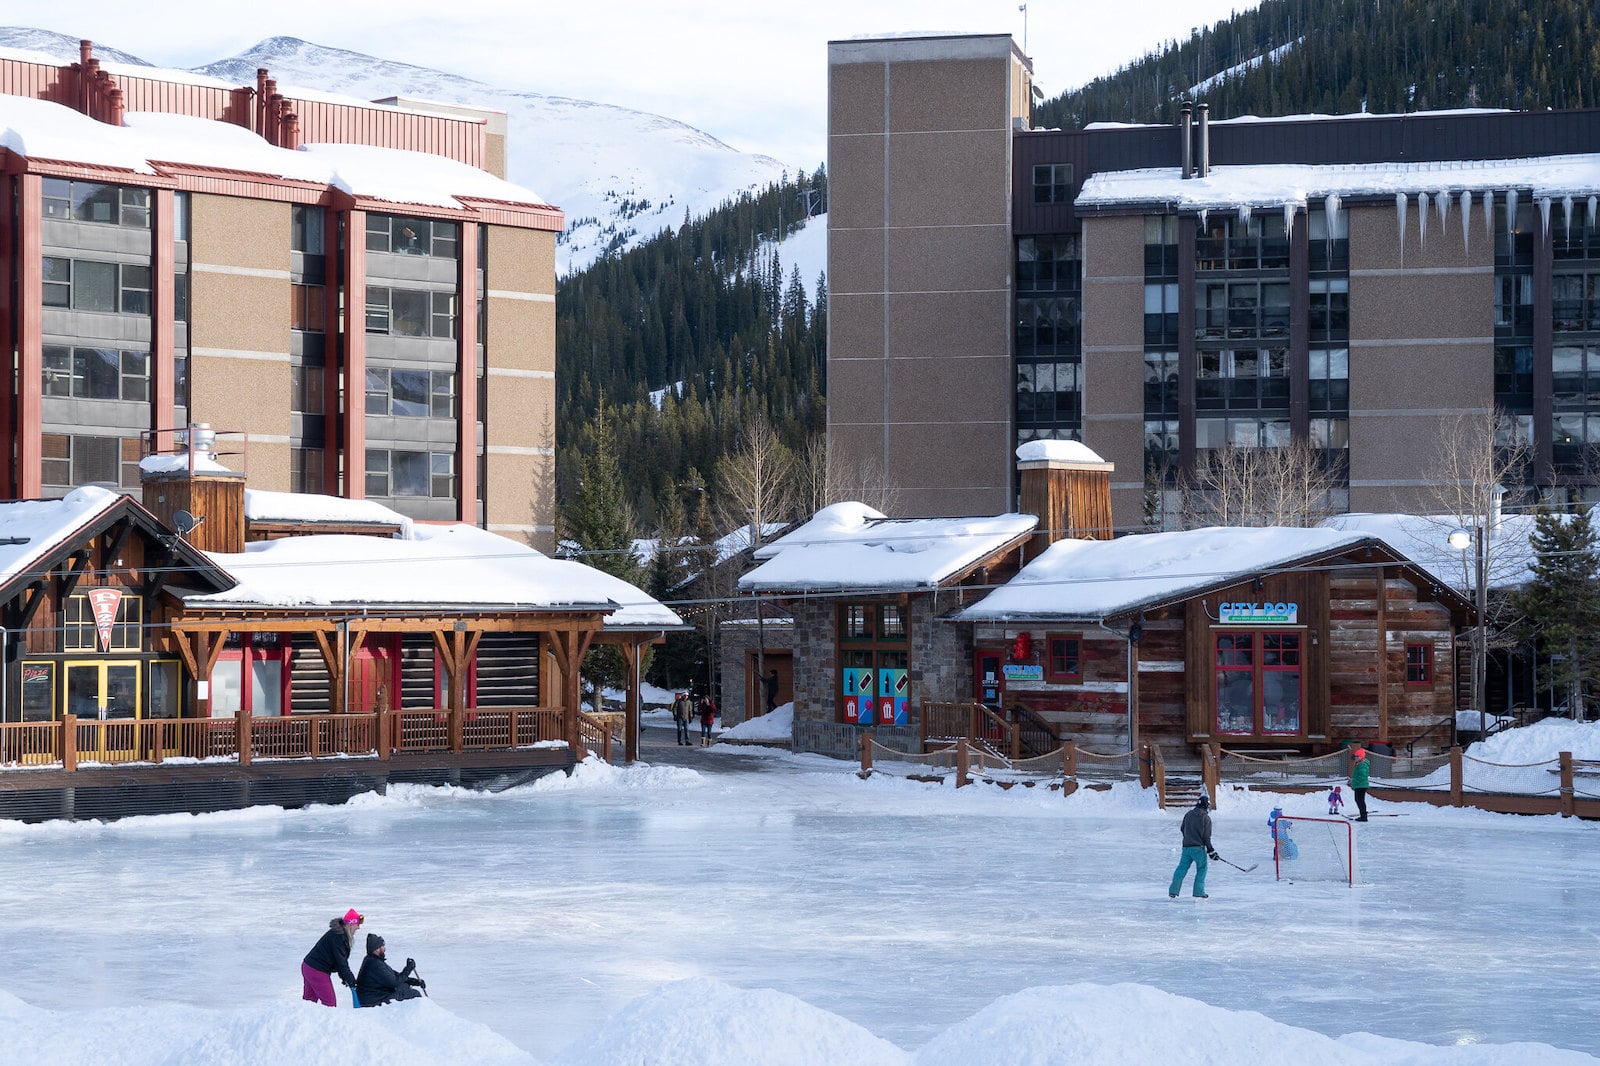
[1239, 203, 1252, 228]
[1395, 192, 1408, 259]
[1283, 202, 1295, 240]
[1436, 189, 1450, 231]
[1564, 195, 1575, 245]
[1418, 192, 1429, 246]
[1539, 196, 1552, 238]
[1325, 192, 1341, 235]
[1484, 189, 1495, 241]
[1588, 195, 1597, 233]
[1460, 190, 1471, 253]
[1198, 207, 1209, 231]
[1506, 188, 1519, 234]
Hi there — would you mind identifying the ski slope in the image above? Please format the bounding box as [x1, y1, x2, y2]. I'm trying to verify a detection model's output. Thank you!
[0, 754, 1594, 1063]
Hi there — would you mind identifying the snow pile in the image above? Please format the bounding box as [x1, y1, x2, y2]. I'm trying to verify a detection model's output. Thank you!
[552, 978, 908, 1066]
[1405, 718, 1600, 794]
[1455, 710, 1512, 733]
[137, 452, 240, 476]
[720, 702, 794, 742]
[742, 504, 1036, 592]
[0, 991, 536, 1066]
[529, 754, 704, 792]
[243, 489, 411, 530]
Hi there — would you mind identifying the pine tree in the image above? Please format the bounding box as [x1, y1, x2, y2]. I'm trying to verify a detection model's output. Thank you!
[1511, 509, 1600, 720]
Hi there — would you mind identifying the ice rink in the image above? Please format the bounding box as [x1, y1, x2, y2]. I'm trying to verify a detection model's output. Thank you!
[0, 750, 1595, 1062]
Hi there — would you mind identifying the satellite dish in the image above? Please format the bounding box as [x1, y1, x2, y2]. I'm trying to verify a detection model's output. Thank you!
[172, 510, 205, 536]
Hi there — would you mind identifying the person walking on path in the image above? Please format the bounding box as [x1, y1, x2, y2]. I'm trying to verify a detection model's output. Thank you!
[697, 693, 718, 747]
[1349, 747, 1371, 821]
[764, 669, 780, 714]
[302, 909, 362, 1006]
[355, 933, 425, 1008]
[671, 690, 694, 746]
[1168, 796, 1219, 898]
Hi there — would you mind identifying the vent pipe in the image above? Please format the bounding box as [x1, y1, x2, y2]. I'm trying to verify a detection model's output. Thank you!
[108, 87, 124, 127]
[255, 68, 270, 135]
[1197, 104, 1211, 178]
[282, 112, 300, 150]
[77, 40, 93, 114]
[1180, 104, 1193, 179]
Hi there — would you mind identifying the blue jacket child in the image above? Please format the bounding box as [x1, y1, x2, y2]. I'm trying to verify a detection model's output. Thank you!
[1268, 806, 1298, 860]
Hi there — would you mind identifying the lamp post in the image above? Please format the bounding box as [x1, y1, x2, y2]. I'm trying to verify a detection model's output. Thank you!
[1448, 484, 1505, 732]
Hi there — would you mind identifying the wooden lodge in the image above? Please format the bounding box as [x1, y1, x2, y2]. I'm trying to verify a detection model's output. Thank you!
[0, 438, 682, 820]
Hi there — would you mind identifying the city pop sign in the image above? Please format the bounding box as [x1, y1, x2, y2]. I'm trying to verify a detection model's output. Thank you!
[1218, 601, 1298, 624]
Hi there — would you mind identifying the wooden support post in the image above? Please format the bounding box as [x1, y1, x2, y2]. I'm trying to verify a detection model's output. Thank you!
[61, 715, 77, 772]
[450, 630, 466, 754]
[1206, 740, 1221, 809]
[1139, 743, 1152, 789]
[1061, 741, 1077, 796]
[1009, 712, 1020, 760]
[1559, 751, 1575, 818]
[237, 708, 251, 766]
[1449, 745, 1464, 807]
[310, 714, 321, 760]
[377, 708, 390, 762]
[623, 641, 642, 764]
[956, 736, 971, 788]
[1375, 567, 1390, 744]
[860, 729, 873, 775]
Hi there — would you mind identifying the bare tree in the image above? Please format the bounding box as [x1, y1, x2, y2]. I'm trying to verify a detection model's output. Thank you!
[796, 431, 900, 517]
[1423, 408, 1534, 720]
[715, 412, 797, 545]
[1181, 440, 1342, 529]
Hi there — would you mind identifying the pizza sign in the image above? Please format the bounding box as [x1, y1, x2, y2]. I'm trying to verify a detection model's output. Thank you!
[87, 587, 123, 651]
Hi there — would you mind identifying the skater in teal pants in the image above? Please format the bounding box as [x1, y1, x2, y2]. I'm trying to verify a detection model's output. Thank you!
[1169, 795, 1218, 898]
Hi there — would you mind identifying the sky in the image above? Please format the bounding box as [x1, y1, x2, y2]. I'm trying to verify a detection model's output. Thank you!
[0, 0, 1253, 167]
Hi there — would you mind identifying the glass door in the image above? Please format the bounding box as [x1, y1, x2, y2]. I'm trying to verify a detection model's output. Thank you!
[63, 661, 142, 760]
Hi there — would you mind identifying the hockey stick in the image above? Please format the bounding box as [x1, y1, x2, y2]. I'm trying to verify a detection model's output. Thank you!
[1214, 855, 1259, 873]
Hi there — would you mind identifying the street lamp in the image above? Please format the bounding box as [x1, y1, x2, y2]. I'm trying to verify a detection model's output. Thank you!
[1448, 485, 1505, 732]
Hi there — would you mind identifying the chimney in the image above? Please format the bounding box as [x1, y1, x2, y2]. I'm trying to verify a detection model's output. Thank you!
[1180, 104, 1193, 179]
[140, 424, 247, 555]
[108, 87, 124, 126]
[1197, 103, 1211, 177]
[1016, 441, 1115, 557]
[256, 68, 270, 135]
[282, 112, 300, 150]
[76, 40, 93, 115]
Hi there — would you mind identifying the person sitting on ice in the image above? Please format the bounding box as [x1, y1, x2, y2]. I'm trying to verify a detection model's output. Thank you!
[302, 909, 362, 1006]
[355, 933, 425, 1007]
[1269, 806, 1298, 861]
[1327, 785, 1345, 817]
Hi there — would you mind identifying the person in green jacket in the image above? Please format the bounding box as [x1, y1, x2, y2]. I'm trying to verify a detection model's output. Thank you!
[1349, 746, 1371, 821]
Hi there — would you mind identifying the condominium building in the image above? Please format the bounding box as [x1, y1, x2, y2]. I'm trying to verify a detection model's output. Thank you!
[0, 42, 559, 547]
[828, 32, 1600, 530]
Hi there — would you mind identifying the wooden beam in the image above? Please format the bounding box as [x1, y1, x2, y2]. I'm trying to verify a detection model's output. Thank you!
[56, 550, 91, 603]
[100, 520, 132, 572]
[624, 640, 643, 764]
[171, 630, 199, 679]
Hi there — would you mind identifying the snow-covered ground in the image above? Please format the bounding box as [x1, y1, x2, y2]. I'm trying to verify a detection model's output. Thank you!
[1, 754, 1596, 1064]
[720, 702, 794, 742]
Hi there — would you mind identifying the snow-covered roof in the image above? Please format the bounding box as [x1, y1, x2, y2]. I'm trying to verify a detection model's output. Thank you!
[186, 522, 681, 628]
[138, 452, 241, 477]
[958, 526, 1382, 623]
[0, 487, 123, 588]
[1319, 512, 1544, 593]
[0, 95, 550, 209]
[1015, 440, 1107, 466]
[740, 503, 1036, 593]
[1077, 154, 1600, 213]
[243, 489, 410, 529]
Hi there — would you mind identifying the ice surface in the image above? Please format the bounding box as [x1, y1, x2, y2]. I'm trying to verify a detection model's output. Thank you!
[0, 758, 1595, 1063]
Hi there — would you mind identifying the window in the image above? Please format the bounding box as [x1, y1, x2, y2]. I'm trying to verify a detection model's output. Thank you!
[41, 434, 142, 491]
[1016, 362, 1080, 426]
[1144, 214, 1180, 276]
[366, 287, 457, 338]
[211, 633, 287, 718]
[1144, 351, 1179, 411]
[364, 368, 455, 418]
[1309, 348, 1350, 412]
[174, 272, 190, 323]
[1145, 282, 1180, 343]
[290, 363, 325, 416]
[173, 191, 190, 243]
[43, 346, 149, 402]
[365, 449, 455, 498]
[1215, 630, 1302, 735]
[40, 257, 150, 315]
[1406, 643, 1433, 686]
[292, 205, 325, 254]
[41, 179, 150, 228]
[1046, 635, 1081, 682]
[20, 662, 57, 722]
[1017, 235, 1081, 292]
[1196, 347, 1289, 410]
[1195, 416, 1291, 453]
[291, 284, 326, 331]
[291, 448, 325, 494]
[1197, 213, 1289, 271]
[365, 214, 460, 258]
[1308, 278, 1349, 342]
[62, 591, 143, 652]
[1032, 163, 1073, 204]
[836, 602, 911, 725]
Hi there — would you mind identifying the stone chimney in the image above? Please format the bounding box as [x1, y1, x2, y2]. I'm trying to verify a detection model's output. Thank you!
[140, 424, 247, 555]
[1016, 440, 1114, 555]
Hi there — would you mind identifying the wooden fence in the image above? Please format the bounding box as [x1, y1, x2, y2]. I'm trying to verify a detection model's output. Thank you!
[0, 708, 582, 772]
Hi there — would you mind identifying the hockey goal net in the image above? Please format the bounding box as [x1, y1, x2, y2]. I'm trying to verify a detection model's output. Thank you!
[1273, 815, 1357, 886]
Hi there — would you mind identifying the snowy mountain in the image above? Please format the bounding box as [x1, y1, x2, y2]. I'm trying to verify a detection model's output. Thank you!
[0, 29, 795, 275]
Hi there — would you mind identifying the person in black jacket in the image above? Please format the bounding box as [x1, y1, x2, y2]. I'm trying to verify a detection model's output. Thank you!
[302, 909, 362, 1006]
[355, 933, 425, 1007]
[1167, 796, 1219, 898]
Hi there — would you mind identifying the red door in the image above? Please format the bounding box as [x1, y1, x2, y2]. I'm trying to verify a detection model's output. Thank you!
[350, 639, 398, 712]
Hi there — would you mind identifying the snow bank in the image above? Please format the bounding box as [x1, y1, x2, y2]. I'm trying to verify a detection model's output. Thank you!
[529, 755, 705, 792]
[720, 702, 793, 742]
[1465, 717, 1600, 763]
[0, 990, 536, 1066]
[1398, 719, 1600, 795]
[551, 978, 908, 1066]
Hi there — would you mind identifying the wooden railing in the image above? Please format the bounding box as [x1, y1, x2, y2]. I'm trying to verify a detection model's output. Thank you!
[921, 701, 1018, 757]
[576, 711, 614, 763]
[0, 708, 572, 772]
[1143, 742, 1168, 808]
[1011, 702, 1061, 758]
